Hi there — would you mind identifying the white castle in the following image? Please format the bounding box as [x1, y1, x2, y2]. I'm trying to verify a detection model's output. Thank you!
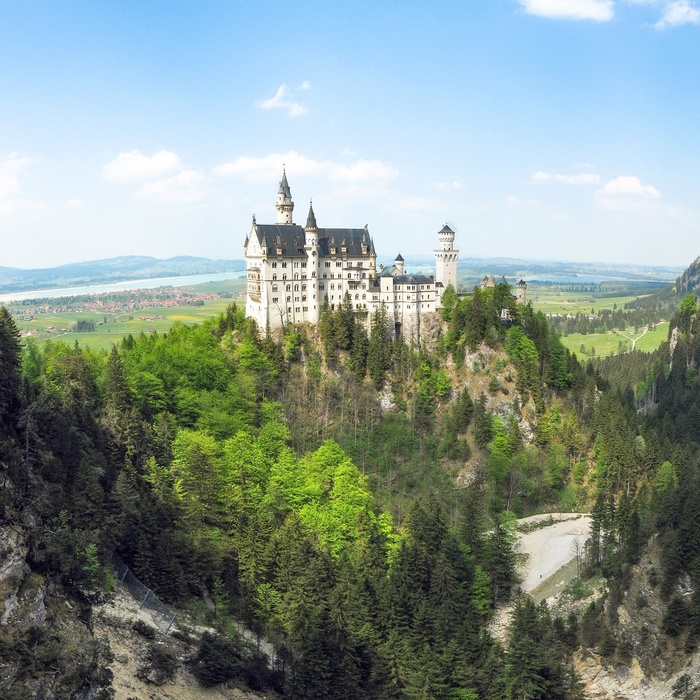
[244, 171, 459, 339]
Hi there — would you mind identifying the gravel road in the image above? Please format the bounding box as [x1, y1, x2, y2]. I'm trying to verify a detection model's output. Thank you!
[517, 513, 592, 601]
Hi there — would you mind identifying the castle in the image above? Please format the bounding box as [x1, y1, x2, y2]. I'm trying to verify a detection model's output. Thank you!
[244, 171, 458, 339]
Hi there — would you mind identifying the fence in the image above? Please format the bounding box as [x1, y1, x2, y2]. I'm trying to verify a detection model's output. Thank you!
[112, 553, 177, 635]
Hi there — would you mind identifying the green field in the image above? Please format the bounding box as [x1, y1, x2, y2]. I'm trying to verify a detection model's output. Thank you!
[528, 286, 642, 315]
[559, 322, 669, 358]
[12, 280, 247, 352]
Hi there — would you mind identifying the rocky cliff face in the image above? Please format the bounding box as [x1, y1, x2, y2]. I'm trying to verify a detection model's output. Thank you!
[0, 525, 272, 700]
[571, 538, 700, 699]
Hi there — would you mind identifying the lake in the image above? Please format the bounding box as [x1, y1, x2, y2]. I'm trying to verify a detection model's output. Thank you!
[0, 272, 245, 303]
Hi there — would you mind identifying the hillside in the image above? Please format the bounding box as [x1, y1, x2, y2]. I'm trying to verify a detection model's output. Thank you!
[4, 279, 700, 698]
[625, 254, 700, 315]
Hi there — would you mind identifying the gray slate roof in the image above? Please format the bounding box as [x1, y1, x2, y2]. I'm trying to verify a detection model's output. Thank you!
[249, 223, 375, 258]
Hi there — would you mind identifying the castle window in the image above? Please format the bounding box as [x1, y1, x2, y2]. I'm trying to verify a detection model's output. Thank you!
[341, 246, 347, 254]
[336, 262, 342, 267]
[311, 272, 316, 278]
[362, 294, 366, 300]
[288, 307, 292, 313]
[282, 262, 287, 268]
[323, 273, 327, 278]
[301, 262, 307, 268]
[362, 273, 366, 278]
[302, 284, 307, 291]
[286, 296, 291, 302]
[325, 262, 331, 267]
[272, 297, 278, 303]
[286, 284, 291, 291]
[302, 296, 307, 302]
[303, 306, 308, 312]
[294, 273, 299, 280]
[319, 283, 325, 290]
[295, 307, 300, 313]
[355, 294, 359, 300]
[272, 274, 277, 280]
[272, 284, 278, 292]
[294, 285, 299, 291]
[283, 274, 287, 280]
[272, 262, 277, 268]
[331, 284, 335, 290]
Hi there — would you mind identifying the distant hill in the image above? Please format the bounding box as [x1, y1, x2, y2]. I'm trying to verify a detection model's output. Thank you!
[0, 256, 246, 294]
[626, 255, 700, 313]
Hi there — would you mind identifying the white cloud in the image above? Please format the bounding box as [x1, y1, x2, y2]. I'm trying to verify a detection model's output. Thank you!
[65, 199, 84, 209]
[0, 153, 36, 199]
[594, 175, 664, 212]
[555, 173, 601, 184]
[654, 0, 700, 28]
[103, 150, 182, 182]
[0, 153, 42, 217]
[139, 170, 209, 204]
[532, 170, 600, 184]
[600, 175, 661, 197]
[518, 0, 614, 20]
[299, 80, 311, 90]
[432, 181, 465, 191]
[213, 151, 399, 191]
[328, 159, 399, 185]
[260, 84, 308, 117]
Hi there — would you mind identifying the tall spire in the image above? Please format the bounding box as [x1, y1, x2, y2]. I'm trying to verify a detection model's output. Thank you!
[278, 168, 292, 198]
[276, 168, 294, 224]
[305, 199, 317, 230]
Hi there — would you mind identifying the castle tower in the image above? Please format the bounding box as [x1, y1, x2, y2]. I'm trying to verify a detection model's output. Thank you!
[434, 223, 459, 294]
[276, 169, 294, 224]
[516, 279, 527, 305]
[394, 253, 405, 275]
[304, 201, 321, 323]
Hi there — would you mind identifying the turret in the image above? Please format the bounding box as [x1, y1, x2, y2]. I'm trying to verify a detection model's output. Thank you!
[516, 279, 527, 305]
[304, 200, 318, 247]
[276, 169, 294, 224]
[434, 223, 459, 297]
[437, 223, 456, 251]
[395, 253, 405, 275]
[304, 200, 320, 323]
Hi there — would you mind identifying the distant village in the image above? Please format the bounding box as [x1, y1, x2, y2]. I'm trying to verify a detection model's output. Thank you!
[10, 286, 246, 337]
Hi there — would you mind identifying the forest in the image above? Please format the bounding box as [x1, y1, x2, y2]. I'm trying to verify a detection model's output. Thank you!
[1, 281, 700, 699]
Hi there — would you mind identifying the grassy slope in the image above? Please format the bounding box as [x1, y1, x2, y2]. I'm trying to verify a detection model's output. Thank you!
[12, 280, 246, 351]
[558, 322, 669, 358]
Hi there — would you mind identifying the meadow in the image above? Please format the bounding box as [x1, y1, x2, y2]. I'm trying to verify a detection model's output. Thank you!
[557, 322, 669, 358]
[12, 280, 247, 352]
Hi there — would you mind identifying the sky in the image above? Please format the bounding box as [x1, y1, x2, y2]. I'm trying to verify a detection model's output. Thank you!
[1, 0, 699, 270]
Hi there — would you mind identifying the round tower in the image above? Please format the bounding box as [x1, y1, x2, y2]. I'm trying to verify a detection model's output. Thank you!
[516, 279, 527, 305]
[276, 169, 294, 224]
[434, 223, 459, 295]
[395, 252, 405, 275]
[304, 201, 321, 323]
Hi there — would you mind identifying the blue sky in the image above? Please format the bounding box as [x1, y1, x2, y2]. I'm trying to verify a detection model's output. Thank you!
[1, 0, 699, 269]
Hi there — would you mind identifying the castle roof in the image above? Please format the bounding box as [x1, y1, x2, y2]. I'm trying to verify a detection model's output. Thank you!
[439, 224, 454, 234]
[305, 201, 317, 230]
[395, 252, 404, 262]
[278, 170, 292, 198]
[249, 223, 373, 258]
